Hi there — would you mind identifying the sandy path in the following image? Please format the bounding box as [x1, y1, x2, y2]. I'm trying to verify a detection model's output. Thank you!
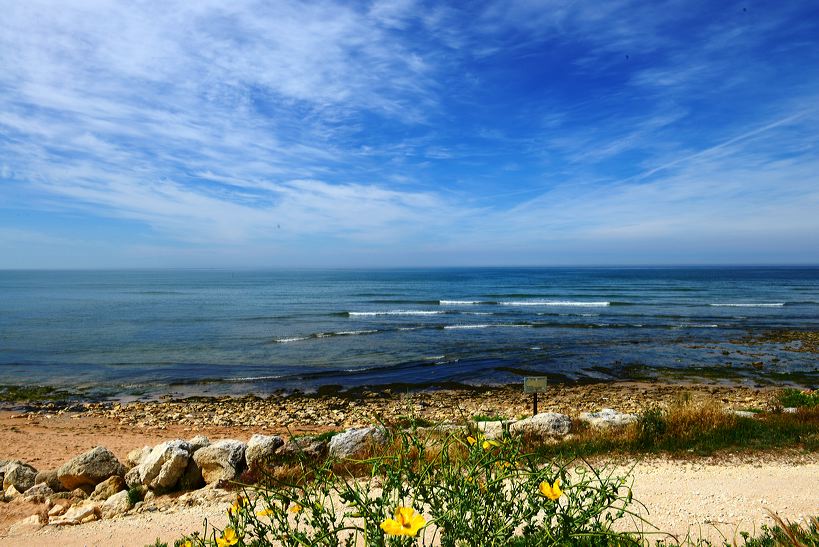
[2, 456, 816, 546]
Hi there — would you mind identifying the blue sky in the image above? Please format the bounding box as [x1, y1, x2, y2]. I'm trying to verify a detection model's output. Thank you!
[1, 0, 818, 268]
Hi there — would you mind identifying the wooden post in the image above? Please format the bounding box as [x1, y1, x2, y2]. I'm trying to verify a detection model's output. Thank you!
[533, 392, 538, 416]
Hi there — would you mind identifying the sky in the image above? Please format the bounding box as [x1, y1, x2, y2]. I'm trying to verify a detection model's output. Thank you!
[1, 0, 818, 268]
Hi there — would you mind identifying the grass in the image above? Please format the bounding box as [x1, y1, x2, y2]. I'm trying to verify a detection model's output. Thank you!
[528, 398, 819, 460]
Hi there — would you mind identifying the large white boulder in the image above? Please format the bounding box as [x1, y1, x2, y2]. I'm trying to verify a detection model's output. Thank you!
[57, 447, 125, 492]
[510, 412, 572, 438]
[136, 440, 191, 492]
[578, 408, 638, 429]
[192, 439, 246, 484]
[329, 427, 387, 459]
[245, 434, 284, 471]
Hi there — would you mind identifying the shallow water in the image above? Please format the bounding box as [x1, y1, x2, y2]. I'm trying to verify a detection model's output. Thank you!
[1, 267, 817, 397]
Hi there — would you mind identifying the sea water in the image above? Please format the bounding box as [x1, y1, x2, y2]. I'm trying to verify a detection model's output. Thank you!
[1, 267, 817, 397]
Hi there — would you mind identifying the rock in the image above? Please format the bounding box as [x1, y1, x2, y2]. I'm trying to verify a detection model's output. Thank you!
[329, 427, 387, 459]
[137, 440, 192, 492]
[279, 436, 328, 460]
[124, 466, 141, 489]
[57, 446, 125, 491]
[3, 462, 38, 492]
[61, 501, 100, 524]
[48, 503, 69, 517]
[192, 439, 246, 484]
[101, 490, 133, 518]
[178, 459, 204, 491]
[783, 407, 798, 414]
[188, 435, 210, 453]
[8, 515, 43, 535]
[245, 434, 284, 470]
[578, 408, 638, 429]
[90, 475, 126, 501]
[510, 412, 572, 438]
[35, 469, 65, 492]
[730, 410, 758, 419]
[22, 483, 54, 503]
[126, 446, 152, 468]
[4, 485, 21, 500]
[476, 420, 515, 440]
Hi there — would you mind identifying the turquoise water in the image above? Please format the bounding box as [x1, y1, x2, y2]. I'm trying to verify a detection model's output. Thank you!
[1, 267, 818, 397]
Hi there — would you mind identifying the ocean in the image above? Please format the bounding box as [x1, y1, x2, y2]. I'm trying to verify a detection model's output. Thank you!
[1, 267, 817, 398]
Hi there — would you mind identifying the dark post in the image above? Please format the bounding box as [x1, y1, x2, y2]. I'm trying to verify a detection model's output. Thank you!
[533, 392, 538, 416]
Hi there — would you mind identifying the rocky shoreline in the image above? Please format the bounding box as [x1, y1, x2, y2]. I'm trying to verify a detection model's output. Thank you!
[10, 381, 779, 432]
[0, 381, 797, 541]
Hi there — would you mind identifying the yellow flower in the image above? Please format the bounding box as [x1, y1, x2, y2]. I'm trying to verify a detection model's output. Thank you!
[466, 435, 478, 446]
[289, 503, 303, 513]
[215, 527, 239, 547]
[380, 507, 427, 537]
[181, 541, 193, 547]
[229, 496, 249, 515]
[539, 479, 563, 500]
[482, 439, 500, 450]
[495, 460, 512, 470]
[256, 508, 274, 517]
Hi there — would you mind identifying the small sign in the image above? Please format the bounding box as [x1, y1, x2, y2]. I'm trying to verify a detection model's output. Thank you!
[523, 376, 548, 393]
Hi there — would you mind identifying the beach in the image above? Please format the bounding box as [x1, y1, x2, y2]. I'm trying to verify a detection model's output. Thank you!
[2, 381, 817, 544]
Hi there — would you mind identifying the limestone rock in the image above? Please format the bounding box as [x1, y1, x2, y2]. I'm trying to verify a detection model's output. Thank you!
[126, 446, 152, 468]
[329, 427, 386, 459]
[188, 435, 210, 453]
[35, 469, 64, 492]
[476, 420, 515, 440]
[192, 439, 246, 484]
[510, 412, 572, 437]
[8, 515, 43, 535]
[3, 462, 38, 492]
[90, 475, 126, 501]
[178, 458, 204, 491]
[57, 446, 125, 491]
[101, 490, 132, 518]
[137, 440, 191, 492]
[125, 466, 142, 489]
[61, 501, 100, 523]
[4, 485, 21, 500]
[730, 409, 758, 419]
[279, 436, 328, 460]
[22, 483, 53, 503]
[578, 408, 638, 429]
[245, 434, 284, 470]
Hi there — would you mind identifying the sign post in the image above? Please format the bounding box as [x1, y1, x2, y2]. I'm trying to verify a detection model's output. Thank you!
[523, 376, 548, 417]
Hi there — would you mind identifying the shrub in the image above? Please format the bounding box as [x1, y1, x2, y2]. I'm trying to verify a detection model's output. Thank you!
[175, 428, 643, 546]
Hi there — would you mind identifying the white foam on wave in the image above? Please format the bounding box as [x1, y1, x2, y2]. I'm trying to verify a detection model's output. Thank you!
[334, 330, 378, 336]
[501, 300, 610, 307]
[439, 300, 485, 305]
[348, 310, 445, 316]
[275, 337, 309, 343]
[444, 323, 532, 330]
[710, 303, 785, 307]
[444, 324, 491, 329]
[677, 323, 719, 328]
[464, 312, 493, 315]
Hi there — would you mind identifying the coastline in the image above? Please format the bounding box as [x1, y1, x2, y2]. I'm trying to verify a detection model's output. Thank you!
[0, 380, 778, 470]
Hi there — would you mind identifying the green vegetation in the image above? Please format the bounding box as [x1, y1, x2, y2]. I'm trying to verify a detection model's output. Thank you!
[177, 429, 642, 546]
[778, 388, 819, 409]
[0, 384, 74, 402]
[532, 399, 819, 460]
